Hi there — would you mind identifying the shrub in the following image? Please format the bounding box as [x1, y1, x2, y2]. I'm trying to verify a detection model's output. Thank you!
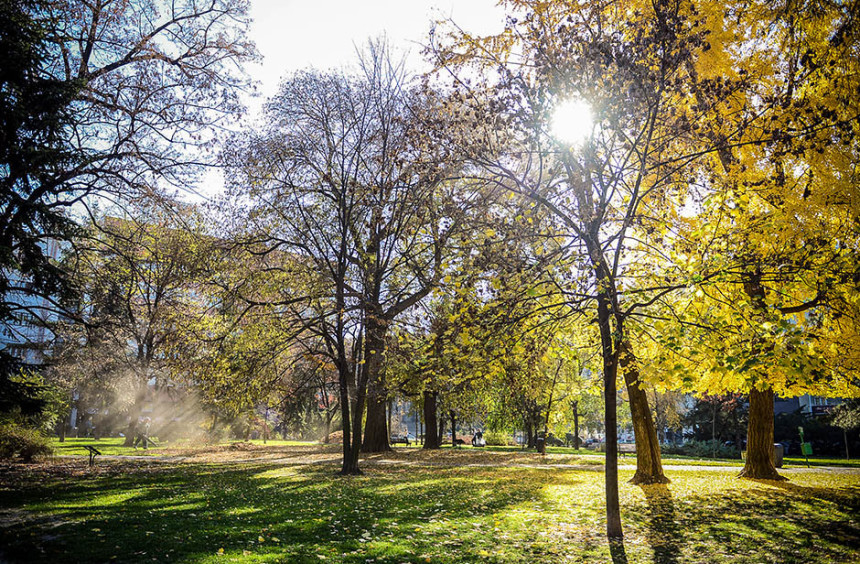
[0, 423, 53, 462]
[484, 430, 516, 446]
[663, 439, 740, 459]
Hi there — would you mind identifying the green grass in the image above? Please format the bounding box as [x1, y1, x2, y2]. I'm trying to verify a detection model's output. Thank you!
[51, 438, 858, 470]
[50, 437, 171, 456]
[782, 456, 860, 468]
[1, 447, 858, 563]
[49, 438, 320, 458]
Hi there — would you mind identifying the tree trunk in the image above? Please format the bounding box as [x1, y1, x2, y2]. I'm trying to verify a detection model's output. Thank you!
[387, 399, 392, 437]
[738, 387, 785, 480]
[619, 341, 668, 485]
[525, 412, 536, 449]
[342, 378, 366, 475]
[712, 401, 718, 457]
[124, 415, 139, 446]
[337, 355, 362, 475]
[438, 412, 445, 446]
[573, 401, 580, 449]
[422, 390, 441, 449]
[594, 264, 622, 538]
[361, 319, 390, 453]
[450, 410, 457, 447]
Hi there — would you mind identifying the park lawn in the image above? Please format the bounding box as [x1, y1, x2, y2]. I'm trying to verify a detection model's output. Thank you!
[49, 438, 320, 458]
[784, 456, 860, 468]
[50, 437, 172, 457]
[1, 453, 858, 564]
[50, 439, 856, 470]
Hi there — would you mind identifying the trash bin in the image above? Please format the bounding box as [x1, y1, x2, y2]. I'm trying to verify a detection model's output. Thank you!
[773, 443, 784, 468]
[536, 437, 545, 454]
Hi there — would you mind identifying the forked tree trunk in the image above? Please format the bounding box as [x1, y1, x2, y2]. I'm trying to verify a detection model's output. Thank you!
[422, 390, 441, 449]
[337, 355, 361, 475]
[738, 387, 785, 480]
[342, 382, 366, 475]
[619, 341, 668, 485]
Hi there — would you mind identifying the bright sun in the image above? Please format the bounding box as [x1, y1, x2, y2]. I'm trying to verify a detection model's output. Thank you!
[551, 99, 593, 145]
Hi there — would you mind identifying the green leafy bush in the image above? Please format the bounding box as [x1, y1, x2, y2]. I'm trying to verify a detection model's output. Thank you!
[484, 430, 516, 446]
[663, 439, 740, 459]
[0, 422, 53, 462]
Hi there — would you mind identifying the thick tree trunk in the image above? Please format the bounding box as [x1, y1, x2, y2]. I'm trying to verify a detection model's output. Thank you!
[738, 387, 785, 480]
[450, 411, 457, 447]
[124, 410, 141, 446]
[738, 271, 785, 480]
[619, 341, 668, 485]
[363, 396, 390, 452]
[361, 319, 390, 453]
[422, 390, 441, 449]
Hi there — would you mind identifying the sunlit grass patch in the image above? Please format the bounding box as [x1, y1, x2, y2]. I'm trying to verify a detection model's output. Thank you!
[49, 437, 173, 457]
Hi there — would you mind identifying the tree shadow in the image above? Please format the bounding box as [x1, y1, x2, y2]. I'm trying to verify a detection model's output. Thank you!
[639, 484, 683, 564]
[609, 539, 628, 564]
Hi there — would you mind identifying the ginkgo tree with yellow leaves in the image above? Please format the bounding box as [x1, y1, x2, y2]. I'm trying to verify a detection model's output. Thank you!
[642, 0, 860, 480]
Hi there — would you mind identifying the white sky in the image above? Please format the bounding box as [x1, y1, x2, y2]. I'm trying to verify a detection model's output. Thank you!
[194, 1, 506, 200]
[246, 0, 505, 106]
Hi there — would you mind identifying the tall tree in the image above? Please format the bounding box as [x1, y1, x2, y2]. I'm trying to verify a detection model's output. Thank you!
[58, 199, 215, 445]
[651, 0, 860, 480]
[430, 0, 740, 536]
[225, 42, 473, 472]
[0, 0, 80, 412]
[1, 0, 255, 412]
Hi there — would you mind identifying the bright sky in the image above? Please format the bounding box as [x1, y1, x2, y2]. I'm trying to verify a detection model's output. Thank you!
[194, 1, 506, 200]
[246, 0, 505, 104]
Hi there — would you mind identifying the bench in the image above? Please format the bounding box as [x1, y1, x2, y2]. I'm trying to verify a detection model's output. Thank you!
[83, 445, 101, 466]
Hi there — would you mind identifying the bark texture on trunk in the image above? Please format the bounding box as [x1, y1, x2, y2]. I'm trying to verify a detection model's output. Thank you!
[422, 390, 441, 449]
[362, 395, 390, 452]
[738, 387, 785, 480]
[619, 341, 668, 485]
[596, 280, 622, 538]
[361, 321, 391, 453]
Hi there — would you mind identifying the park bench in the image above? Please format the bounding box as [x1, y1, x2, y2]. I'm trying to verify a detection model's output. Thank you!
[83, 445, 101, 466]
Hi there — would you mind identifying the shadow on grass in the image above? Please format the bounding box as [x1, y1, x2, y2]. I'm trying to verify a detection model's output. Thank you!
[609, 539, 628, 564]
[623, 478, 860, 564]
[0, 461, 582, 564]
[639, 484, 682, 564]
[2, 460, 859, 563]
